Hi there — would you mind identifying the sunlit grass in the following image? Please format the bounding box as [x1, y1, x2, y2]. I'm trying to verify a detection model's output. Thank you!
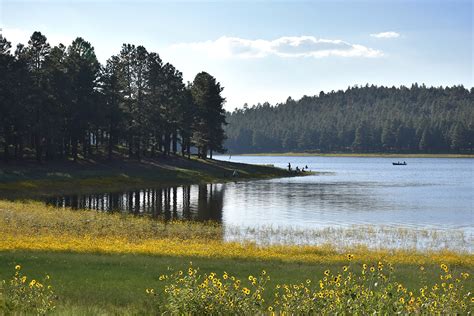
[0, 200, 472, 267]
[1, 264, 56, 314]
[152, 262, 472, 314]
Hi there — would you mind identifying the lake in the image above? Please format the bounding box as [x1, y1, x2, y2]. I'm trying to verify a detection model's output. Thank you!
[46, 156, 473, 251]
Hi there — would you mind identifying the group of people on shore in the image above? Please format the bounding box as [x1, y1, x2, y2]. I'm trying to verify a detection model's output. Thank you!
[288, 163, 309, 173]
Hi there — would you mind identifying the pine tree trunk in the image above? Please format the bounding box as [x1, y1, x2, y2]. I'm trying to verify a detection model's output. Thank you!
[172, 131, 177, 154]
[18, 138, 24, 160]
[45, 137, 51, 161]
[3, 141, 9, 162]
[136, 135, 141, 161]
[83, 133, 88, 158]
[164, 133, 171, 156]
[72, 137, 78, 161]
[151, 133, 156, 158]
[157, 133, 163, 153]
[35, 134, 42, 163]
[95, 129, 100, 152]
[128, 135, 133, 158]
[108, 129, 113, 160]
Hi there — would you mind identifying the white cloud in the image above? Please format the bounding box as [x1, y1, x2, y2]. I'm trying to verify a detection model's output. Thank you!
[370, 31, 400, 39]
[1, 27, 73, 50]
[170, 35, 383, 59]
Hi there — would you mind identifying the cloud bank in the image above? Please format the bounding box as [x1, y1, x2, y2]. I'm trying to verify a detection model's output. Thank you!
[170, 36, 383, 59]
[370, 31, 400, 39]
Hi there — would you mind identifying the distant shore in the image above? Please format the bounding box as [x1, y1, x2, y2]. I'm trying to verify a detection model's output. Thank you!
[234, 152, 474, 158]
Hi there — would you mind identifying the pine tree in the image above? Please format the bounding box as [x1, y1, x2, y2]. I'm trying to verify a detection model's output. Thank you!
[191, 72, 227, 159]
[450, 123, 467, 153]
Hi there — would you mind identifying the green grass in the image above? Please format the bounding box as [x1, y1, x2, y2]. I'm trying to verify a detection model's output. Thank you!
[0, 155, 295, 199]
[1, 250, 471, 314]
[240, 152, 474, 158]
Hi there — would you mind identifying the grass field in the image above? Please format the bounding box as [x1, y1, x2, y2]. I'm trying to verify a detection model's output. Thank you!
[0, 200, 472, 313]
[2, 250, 471, 315]
[0, 155, 293, 199]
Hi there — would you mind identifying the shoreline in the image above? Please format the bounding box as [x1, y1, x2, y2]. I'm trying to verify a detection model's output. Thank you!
[233, 152, 474, 158]
[0, 156, 297, 199]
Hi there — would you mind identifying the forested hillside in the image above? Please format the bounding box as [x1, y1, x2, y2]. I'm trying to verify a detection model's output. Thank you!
[225, 85, 474, 154]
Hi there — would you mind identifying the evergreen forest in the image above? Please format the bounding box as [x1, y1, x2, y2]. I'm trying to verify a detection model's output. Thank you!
[0, 32, 226, 162]
[225, 85, 473, 154]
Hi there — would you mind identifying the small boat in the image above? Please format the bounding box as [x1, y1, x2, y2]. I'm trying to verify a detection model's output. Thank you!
[392, 162, 407, 166]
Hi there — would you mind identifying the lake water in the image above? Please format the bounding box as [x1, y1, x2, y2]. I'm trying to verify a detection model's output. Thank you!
[46, 156, 473, 251]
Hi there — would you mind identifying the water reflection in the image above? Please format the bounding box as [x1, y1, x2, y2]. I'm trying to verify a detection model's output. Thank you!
[40, 156, 473, 251]
[46, 183, 225, 222]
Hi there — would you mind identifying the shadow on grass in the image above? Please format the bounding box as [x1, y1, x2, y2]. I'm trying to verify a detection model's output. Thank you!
[0, 155, 298, 199]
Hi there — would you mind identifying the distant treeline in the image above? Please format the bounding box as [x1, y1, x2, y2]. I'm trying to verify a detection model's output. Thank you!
[225, 85, 474, 154]
[0, 32, 226, 162]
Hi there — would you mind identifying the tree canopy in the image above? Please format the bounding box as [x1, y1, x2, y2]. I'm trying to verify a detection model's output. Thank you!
[0, 32, 227, 162]
[225, 85, 474, 154]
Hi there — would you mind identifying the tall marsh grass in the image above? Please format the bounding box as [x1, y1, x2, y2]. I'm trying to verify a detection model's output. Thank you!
[225, 225, 472, 252]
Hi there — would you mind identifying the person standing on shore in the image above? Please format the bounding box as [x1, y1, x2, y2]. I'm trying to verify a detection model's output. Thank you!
[288, 163, 291, 171]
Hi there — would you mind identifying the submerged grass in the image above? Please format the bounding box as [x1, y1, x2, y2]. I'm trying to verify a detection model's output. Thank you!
[226, 225, 472, 252]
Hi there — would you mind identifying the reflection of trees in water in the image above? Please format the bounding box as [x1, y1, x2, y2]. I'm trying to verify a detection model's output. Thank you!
[197, 184, 224, 222]
[46, 183, 225, 222]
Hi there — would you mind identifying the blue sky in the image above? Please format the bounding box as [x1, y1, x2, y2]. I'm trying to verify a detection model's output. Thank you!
[1, 0, 472, 110]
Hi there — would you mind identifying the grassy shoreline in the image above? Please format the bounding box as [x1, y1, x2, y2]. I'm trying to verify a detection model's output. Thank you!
[237, 152, 474, 158]
[2, 200, 470, 266]
[1, 200, 472, 313]
[0, 155, 294, 198]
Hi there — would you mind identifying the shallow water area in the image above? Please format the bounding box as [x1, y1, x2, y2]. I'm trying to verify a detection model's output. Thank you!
[44, 156, 473, 251]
